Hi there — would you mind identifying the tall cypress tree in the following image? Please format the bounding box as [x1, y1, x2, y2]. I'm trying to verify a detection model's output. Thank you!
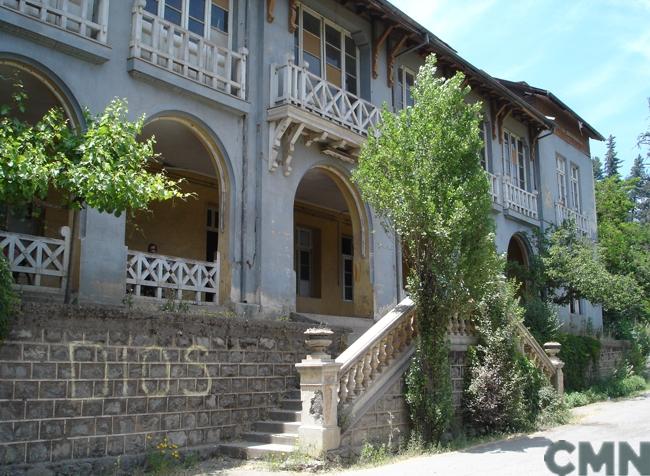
[629, 154, 649, 222]
[604, 135, 622, 178]
[592, 156, 604, 181]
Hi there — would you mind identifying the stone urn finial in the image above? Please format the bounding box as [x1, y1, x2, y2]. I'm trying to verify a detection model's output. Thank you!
[304, 327, 334, 361]
[543, 341, 562, 360]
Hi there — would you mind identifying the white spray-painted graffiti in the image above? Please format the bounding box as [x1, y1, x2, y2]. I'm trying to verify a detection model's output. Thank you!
[68, 342, 212, 398]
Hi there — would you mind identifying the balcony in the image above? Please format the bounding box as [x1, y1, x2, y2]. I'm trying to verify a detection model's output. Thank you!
[126, 250, 220, 305]
[487, 172, 500, 204]
[268, 60, 381, 175]
[129, 4, 247, 103]
[502, 178, 539, 220]
[1, 0, 111, 62]
[555, 202, 593, 237]
[0, 227, 71, 297]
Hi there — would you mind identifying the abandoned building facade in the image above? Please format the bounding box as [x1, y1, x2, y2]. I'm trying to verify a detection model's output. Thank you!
[0, 0, 604, 330]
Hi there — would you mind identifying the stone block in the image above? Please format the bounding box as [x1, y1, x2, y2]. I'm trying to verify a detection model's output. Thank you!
[80, 363, 106, 379]
[0, 422, 13, 443]
[103, 399, 124, 415]
[68, 418, 95, 437]
[1, 362, 30, 379]
[219, 394, 236, 409]
[93, 380, 113, 398]
[40, 380, 67, 399]
[51, 439, 72, 462]
[44, 329, 63, 343]
[274, 365, 291, 376]
[27, 441, 50, 463]
[14, 421, 39, 441]
[49, 345, 70, 361]
[0, 380, 13, 399]
[73, 346, 96, 361]
[55, 401, 81, 418]
[57, 363, 75, 379]
[136, 415, 160, 432]
[197, 412, 210, 428]
[26, 401, 53, 420]
[148, 397, 167, 413]
[0, 401, 24, 421]
[168, 396, 186, 412]
[268, 378, 285, 392]
[125, 434, 145, 454]
[258, 364, 273, 376]
[70, 381, 93, 399]
[82, 399, 103, 416]
[127, 398, 147, 414]
[22, 344, 48, 361]
[88, 437, 106, 457]
[0, 442, 25, 465]
[0, 343, 21, 360]
[237, 394, 252, 408]
[95, 417, 112, 435]
[211, 410, 230, 426]
[231, 378, 247, 393]
[240, 365, 257, 377]
[73, 438, 89, 458]
[162, 413, 180, 430]
[32, 363, 57, 379]
[205, 428, 220, 443]
[107, 436, 124, 456]
[40, 420, 65, 439]
[181, 412, 197, 429]
[168, 431, 187, 447]
[221, 365, 238, 377]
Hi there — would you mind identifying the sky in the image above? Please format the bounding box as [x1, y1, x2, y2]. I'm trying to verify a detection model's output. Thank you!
[391, 0, 650, 175]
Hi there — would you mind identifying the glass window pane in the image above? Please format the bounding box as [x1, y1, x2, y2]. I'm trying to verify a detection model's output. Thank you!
[167, 0, 182, 9]
[345, 54, 356, 74]
[345, 74, 357, 94]
[325, 25, 340, 46]
[304, 52, 321, 76]
[188, 18, 204, 35]
[164, 6, 181, 25]
[325, 44, 341, 68]
[211, 4, 228, 32]
[144, 0, 159, 14]
[303, 12, 320, 37]
[189, 0, 205, 19]
[345, 36, 355, 56]
[342, 237, 353, 255]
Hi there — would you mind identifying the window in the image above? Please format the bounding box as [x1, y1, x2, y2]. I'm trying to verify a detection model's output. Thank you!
[570, 298, 583, 315]
[341, 236, 353, 301]
[556, 155, 567, 205]
[294, 6, 359, 94]
[479, 122, 489, 170]
[296, 228, 312, 297]
[503, 130, 527, 190]
[144, 0, 230, 47]
[396, 67, 415, 109]
[570, 164, 581, 212]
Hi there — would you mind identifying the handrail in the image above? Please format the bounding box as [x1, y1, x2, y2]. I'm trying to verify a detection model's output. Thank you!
[515, 321, 556, 377]
[270, 61, 381, 136]
[555, 202, 591, 237]
[502, 177, 539, 219]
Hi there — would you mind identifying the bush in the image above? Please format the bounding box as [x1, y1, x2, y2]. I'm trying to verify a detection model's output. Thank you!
[522, 295, 561, 345]
[0, 255, 17, 342]
[565, 375, 648, 408]
[556, 333, 601, 391]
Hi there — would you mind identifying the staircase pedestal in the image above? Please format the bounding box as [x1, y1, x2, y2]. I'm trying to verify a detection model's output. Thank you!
[295, 357, 341, 456]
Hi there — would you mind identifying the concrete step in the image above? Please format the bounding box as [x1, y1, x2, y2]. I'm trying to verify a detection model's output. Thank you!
[241, 431, 299, 445]
[279, 399, 302, 411]
[268, 409, 301, 422]
[218, 441, 295, 460]
[253, 420, 301, 433]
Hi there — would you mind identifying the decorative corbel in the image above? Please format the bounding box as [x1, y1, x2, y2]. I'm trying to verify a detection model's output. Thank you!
[269, 117, 293, 172]
[282, 123, 306, 176]
[372, 24, 394, 79]
[493, 102, 508, 142]
[304, 131, 329, 148]
[387, 34, 408, 87]
[267, 0, 275, 23]
[288, 0, 298, 33]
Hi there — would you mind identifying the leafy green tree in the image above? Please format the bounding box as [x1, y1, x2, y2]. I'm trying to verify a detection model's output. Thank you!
[592, 156, 604, 181]
[352, 55, 499, 441]
[629, 154, 649, 223]
[604, 134, 622, 178]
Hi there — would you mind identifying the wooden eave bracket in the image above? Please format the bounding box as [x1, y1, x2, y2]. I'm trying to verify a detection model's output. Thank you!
[387, 34, 408, 87]
[288, 0, 298, 33]
[267, 0, 275, 23]
[372, 24, 394, 79]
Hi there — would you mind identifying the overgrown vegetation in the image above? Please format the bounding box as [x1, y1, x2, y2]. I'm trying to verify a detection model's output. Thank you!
[0, 255, 17, 342]
[353, 55, 498, 442]
[565, 374, 648, 408]
[556, 334, 601, 391]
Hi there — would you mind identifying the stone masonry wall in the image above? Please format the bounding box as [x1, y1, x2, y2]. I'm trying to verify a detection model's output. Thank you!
[0, 304, 346, 472]
[589, 338, 630, 381]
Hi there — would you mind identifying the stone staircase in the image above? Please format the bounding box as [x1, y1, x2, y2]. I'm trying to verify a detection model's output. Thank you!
[218, 390, 302, 459]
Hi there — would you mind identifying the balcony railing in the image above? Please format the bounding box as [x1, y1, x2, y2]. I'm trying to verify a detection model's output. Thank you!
[0, 227, 71, 294]
[1, 0, 109, 42]
[502, 178, 539, 220]
[270, 61, 381, 136]
[126, 250, 220, 305]
[130, 5, 247, 99]
[555, 202, 591, 237]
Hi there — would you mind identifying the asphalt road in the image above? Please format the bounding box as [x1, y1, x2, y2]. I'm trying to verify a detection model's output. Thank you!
[334, 392, 650, 476]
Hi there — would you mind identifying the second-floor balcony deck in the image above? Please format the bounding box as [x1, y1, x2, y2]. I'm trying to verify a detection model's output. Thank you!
[502, 177, 539, 220]
[555, 202, 593, 238]
[268, 60, 381, 175]
[129, 3, 247, 102]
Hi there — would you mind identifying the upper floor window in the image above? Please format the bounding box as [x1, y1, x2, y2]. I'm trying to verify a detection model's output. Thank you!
[570, 164, 581, 212]
[556, 154, 567, 205]
[341, 236, 353, 301]
[479, 122, 489, 170]
[293, 5, 359, 95]
[503, 130, 527, 190]
[396, 67, 415, 109]
[144, 0, 230, 47]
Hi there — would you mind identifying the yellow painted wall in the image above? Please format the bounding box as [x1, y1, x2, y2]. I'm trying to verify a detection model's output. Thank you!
[294, 202, 372, 318]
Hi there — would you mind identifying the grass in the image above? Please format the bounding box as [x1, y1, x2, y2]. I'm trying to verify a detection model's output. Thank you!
[564, 375, 649, 408]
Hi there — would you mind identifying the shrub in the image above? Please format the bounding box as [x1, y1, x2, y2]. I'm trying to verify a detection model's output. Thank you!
[0, 255, 17, 342]
[522, 295, 561, 345]
[556, 333, 601, 391]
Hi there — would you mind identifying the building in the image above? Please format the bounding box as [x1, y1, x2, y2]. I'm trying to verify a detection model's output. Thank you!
[0, 0, 603, 331]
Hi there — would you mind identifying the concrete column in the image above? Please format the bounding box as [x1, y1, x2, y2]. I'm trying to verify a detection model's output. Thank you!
[77, 208, 127, 305]
[295, 330, 342, 456]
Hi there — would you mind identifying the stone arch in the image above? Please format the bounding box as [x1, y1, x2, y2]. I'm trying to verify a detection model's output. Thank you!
[125, 112, 235, 305]
[506, 232, 533, 297]
[292, 163, 373, 317]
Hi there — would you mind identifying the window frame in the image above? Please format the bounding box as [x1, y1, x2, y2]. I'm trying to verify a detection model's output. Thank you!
[145, 0, 232, 48]
[502, 129, 528, 190]
[396, 66, 416, 110]
[569, 163, 581, 212]
[341, 235, 354, 302]
[295, 227, 313, 298]
[294, 4, 360, 95]
[556, 154, 568, 205]
[479, 121, 489, 171]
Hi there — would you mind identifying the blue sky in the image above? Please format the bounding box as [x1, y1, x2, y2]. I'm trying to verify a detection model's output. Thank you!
[391, 0, 650, 174]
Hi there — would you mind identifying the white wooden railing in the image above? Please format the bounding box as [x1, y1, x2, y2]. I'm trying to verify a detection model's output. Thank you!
[516, 322, 557, 378]
[0, 227, 71, 293]
[126, 250, 219, 304]
[130, 3, 247, 99]
[487, 172, 500, 204]
[271, 61, 381, 136]
[1, 0, 109, 42]
[555, 202, 591, 237]
[502, 177, 539, 219]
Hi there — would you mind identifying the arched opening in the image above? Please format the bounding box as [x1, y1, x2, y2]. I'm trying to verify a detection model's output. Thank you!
[125, 115, 231, 306]
[293, 167, 373, 318]
[0, 59, 80, 293]
[506, 233, 530, 298]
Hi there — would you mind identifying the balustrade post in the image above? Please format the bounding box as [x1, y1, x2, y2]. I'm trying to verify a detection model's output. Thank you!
[543, 342, 564, 396]
[295, 328, 342, 456]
